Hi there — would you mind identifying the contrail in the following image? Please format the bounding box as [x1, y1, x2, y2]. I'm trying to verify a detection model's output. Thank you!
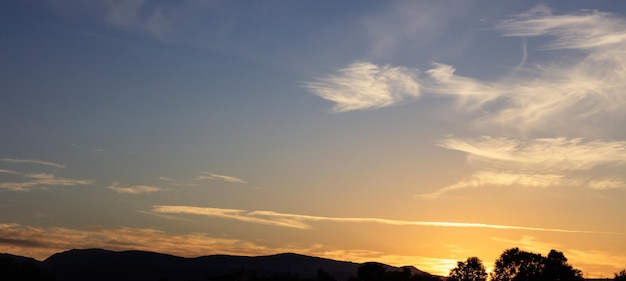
[153, 205, 624, 235]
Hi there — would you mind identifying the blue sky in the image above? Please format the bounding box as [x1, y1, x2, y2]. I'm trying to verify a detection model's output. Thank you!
[1, 0, 626, 277]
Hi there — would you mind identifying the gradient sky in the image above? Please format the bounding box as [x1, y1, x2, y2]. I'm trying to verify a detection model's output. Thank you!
[1, 0, 626, 278]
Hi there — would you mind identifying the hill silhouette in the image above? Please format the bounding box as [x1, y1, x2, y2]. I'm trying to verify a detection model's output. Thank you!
[1, 248, 440, 281]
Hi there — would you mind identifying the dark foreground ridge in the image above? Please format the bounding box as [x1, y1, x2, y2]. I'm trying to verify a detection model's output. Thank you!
[1, 249, 443, 281]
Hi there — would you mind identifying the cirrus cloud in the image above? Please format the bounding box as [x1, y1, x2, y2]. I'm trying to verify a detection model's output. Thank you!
[306, 7, 626, 136]
[304, 62, 420, 112]
[1, 158, 65, 170]
[195, 172, 247, 184]
[106, 182, 161, 195]
[149, 205, 622, 235]
[416, 137, 626, 199]
[438, 137, 626, 172]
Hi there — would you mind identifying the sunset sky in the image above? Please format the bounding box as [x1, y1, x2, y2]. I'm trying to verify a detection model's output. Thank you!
[1, 0, 625, 278]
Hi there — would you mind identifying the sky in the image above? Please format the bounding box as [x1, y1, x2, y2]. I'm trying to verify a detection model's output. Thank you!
[1, 0, 626, 278]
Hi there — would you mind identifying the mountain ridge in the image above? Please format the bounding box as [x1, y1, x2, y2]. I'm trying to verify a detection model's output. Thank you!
[2, 248, 440, 281]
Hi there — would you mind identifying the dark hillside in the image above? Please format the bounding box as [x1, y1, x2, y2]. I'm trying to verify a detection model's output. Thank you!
[1, 249, 442, 281]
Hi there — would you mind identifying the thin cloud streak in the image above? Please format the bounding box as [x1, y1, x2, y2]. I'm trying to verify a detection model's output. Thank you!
[438, 137, 626, 172]
[196, 172, 247, 184]
[1, 158, 65, 170]
[0, 171, 94, 192]
[151, 205, 308, 229]
[0, 169, 20, 175]
[415, 170, 566, 200]
[0, 159, 93, 191]
[150, 205, 623, 235]
[106, 183, 161, 195]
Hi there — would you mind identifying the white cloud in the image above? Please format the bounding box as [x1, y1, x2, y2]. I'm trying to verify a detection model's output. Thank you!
[424, 63, 500, 110]
[196, 172, 247, 184]
[106, 183, 161, 194]
[308, 8, 626, 135]
[1, 158, 65, 170]
[433, 8, 626, 133]
[304, 62, 420, 112]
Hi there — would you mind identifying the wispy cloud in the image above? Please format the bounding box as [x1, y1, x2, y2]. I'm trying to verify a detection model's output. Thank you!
[491, 235, 559, 254]
[0, 172, 93, 192]
[438, 137, 626, 172]
[46, 0, 172, 40]
[1, 158, 65, 170]
[0, 169, 20, 175]
[359, 1, 472, 59]
[0, 222, 268, 261]
[0, 158, 93, 191]
[307, 7, 626, 135]
[304, 62, 420, 112]
[151, 205, 308, 229]
[45, 0, 227, 43]
[587, 179, 625, 190]
[106, 183, 161, 195]
[566, 249, 626, 277]
[196, 172, 247, 184]
[149, 205, 622, 235]
[496, 5, 626, 51]
[416, 170, 566, 200]
[417, 137, 626, 198]
[317, 248, 458, 277]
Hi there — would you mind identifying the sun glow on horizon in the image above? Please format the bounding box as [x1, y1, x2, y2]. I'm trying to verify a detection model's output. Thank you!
[1, 1, 625, 279]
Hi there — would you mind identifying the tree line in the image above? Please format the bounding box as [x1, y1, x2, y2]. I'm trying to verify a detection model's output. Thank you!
[448, 247, 626, 281]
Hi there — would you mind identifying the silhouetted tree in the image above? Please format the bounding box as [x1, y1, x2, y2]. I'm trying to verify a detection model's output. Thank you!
[491, 248, 583, 281]
[448, 257, 487, 281]
[615, 270, 626, 281]
[491, 248, 545, 281]
[543, 250, 583, 281]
